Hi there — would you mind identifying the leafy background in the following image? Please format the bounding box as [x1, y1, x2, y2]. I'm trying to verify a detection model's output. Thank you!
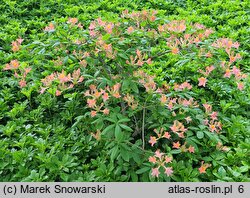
[0, 0, 249, 181]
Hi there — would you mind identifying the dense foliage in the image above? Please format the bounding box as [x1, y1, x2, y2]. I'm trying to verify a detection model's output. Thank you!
[0, 0, 249, 182]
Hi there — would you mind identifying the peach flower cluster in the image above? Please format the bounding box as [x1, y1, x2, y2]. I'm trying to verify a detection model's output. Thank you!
[40, 69, 84, 96]
[148, 150, 173, 178]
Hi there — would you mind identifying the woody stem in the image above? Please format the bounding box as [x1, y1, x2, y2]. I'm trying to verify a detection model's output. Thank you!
[142, 104, 146, 150]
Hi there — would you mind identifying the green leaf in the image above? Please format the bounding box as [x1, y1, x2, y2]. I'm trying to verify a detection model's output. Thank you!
[197, 131, 204, 139]
[118, 53, 128, 60]
[102, 124, 115, 135]
[118, 118, 130, 123]
[228, 167, 241, 177]
[120, 148, 130, 162]
[204, 130, 220, 142]
[218, 166, 227, 177]
[130, 172, 138, 182]
[119, 124, 133, 132]
[238, 166, 249, 173]
[136, 166, 151, 174]
[102, 33, 111, 41]
[131, 83, 139, 93]
[110, 145, 119, 161]
[132, 153, 142, 164]
[170, 149, 181, 154]
[115, 124, 123, 141]
[105, 117, 117, 123]
[72, 116, 84, 128]
[122, 79, 130, 91]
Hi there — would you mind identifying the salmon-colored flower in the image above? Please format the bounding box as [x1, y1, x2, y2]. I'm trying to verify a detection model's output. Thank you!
[178, 132, 185, 138]
[14, 71, 19, 78]
[87, 99, 96, 108]
[215, 121, 222, 130]
[89, 84, 97, 91]
[203, 103, 212, 113]
[188, 145, 195, 153]
[19, 79, 26, 88]
[93, 91, 102, 98]
[210, 111, 218, 120]
[12, 41, 20, 52]
[170, 123, 178, 133]
[103, 108, 110, 115]
[97, 18, 105, 26]
[89, 21, 96, 30]
[41, 73, 55, 87]
[163, 132, 171, 139]
[164, 167, 173, 176]
[180, 82, 192, 90]
[206, 65, 215, 74]
[165, 156, 172, 163]
[148, 156, 157, 164]
[79, 59, 88, 67]
[232, 66, 241, 76]
[198, 161, 211, 174]
[55, 90, 61, 96]
[91, 130, 101, 141]
[113, 83, 121, 92]
[68, 17, 78, 25]
[11, 60, 20, 69]
[158, 25, 165, 32]
[127, 26, 134, 34]
[171, 47, 179, 54]
[153, 129, 160, 137]
[168, 101, 173, 110]
[160, 95, 167, 104]
[170, 120, 186, 133]
[136, 59, 144, 66]
[146, 58, 152, 65]
[181, 99, 191, 107]
[151, 167, 160, 177]
[155, 150, 164, 159]
[68, 83, 74, 89]
[149, 15, 156, 22]
[84, 90, 91, 97]
[203, 119, 209, 125]
[212, 38, 238, 49]
[44, 23, 55, 32]
[209, 124, 216, 132]
[104, 23, 114, 34]
[206, 52, 213, 58]
[185, 116, 192, 124]
[40, 87, 47, 94]
[72, 69, 84, 84]
[89, 30, 96, 37]
[172, 141, 180, 149]
[77, 23, 83, 29]
[149, 136, 157, 147]
[216, 142, 229, 152]
[198, 77, 207, 87]
[57, 71, 71, 83]
[24, 67, 32, 75]
[224, 69, 231, 78]
[3, 64, 11, 70]
[90, 110, 97, 117]
[78, 76, 84, 83]
[4, 60, 20, 70]
[16, 37, 24, 45]
[112, 92, 121, 98]
[237, 82, 244, 91]
[167, 20, 186, 33]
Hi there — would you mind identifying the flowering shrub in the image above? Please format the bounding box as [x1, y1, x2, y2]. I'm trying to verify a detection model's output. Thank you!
[1, 7, 249, 182]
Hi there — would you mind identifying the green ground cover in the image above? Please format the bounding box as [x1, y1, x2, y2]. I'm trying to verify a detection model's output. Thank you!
[0, 0, 249, 181]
